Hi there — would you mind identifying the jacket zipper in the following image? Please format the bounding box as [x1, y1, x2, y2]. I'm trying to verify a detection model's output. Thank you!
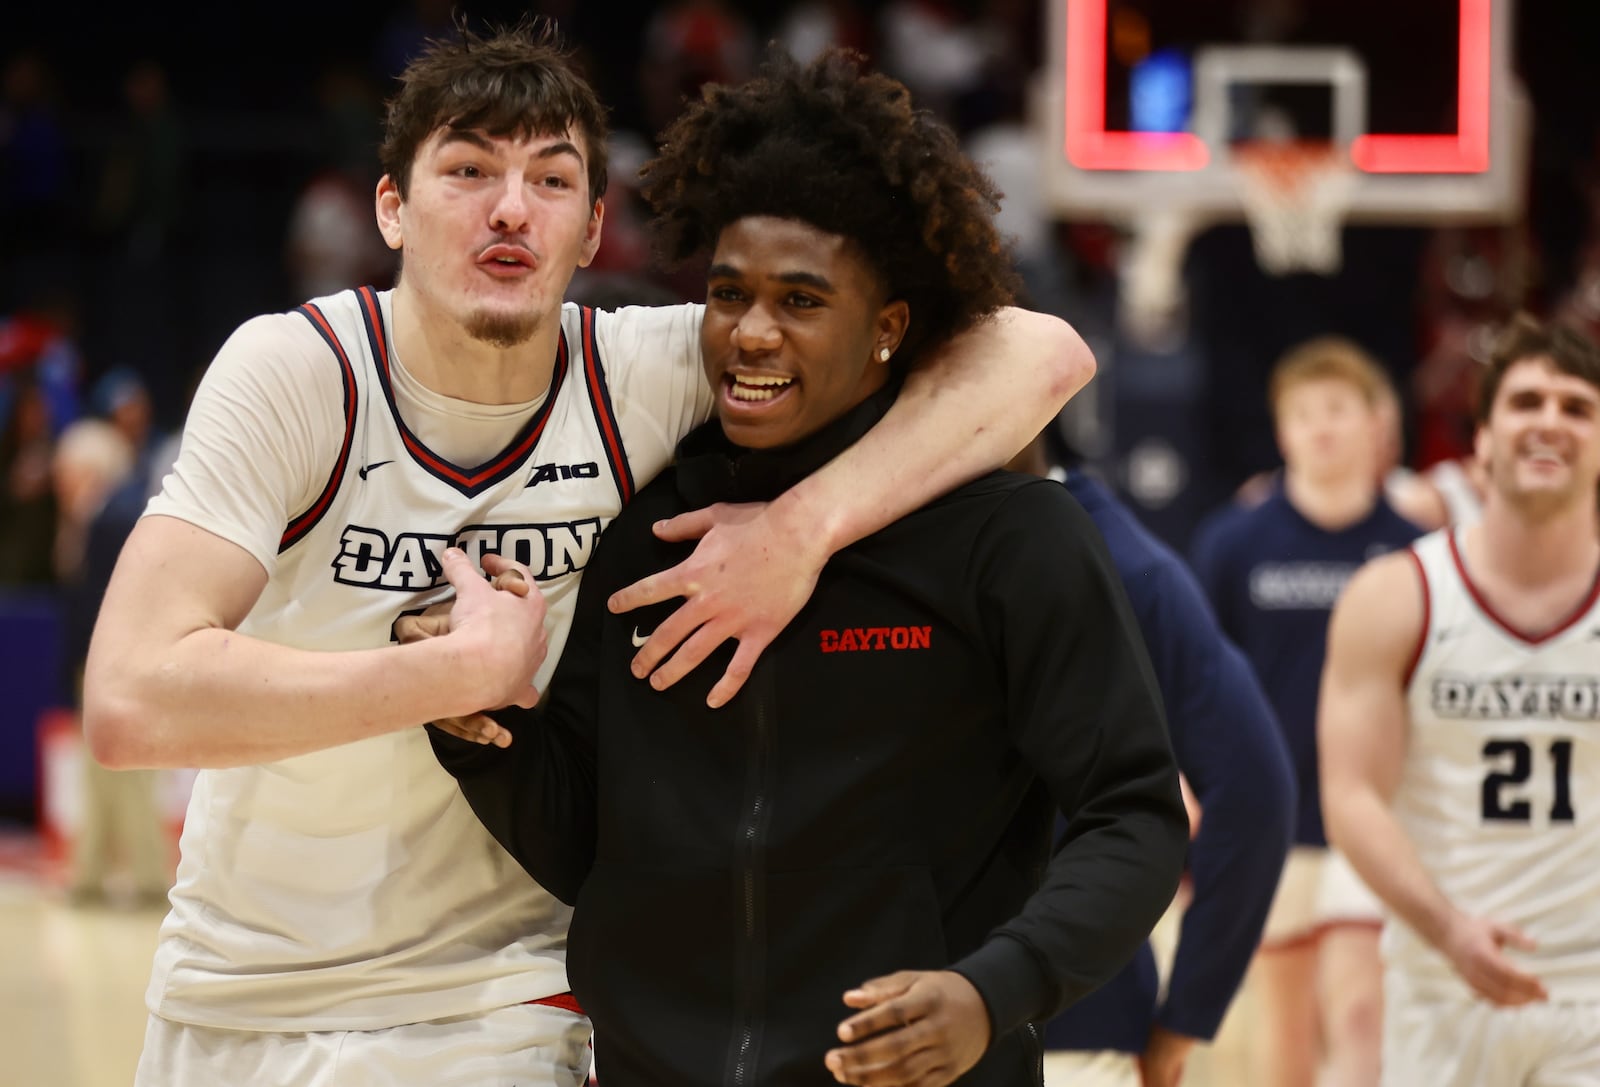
[1024, 1021, 1043, 1082]
[725, 684, 774, 1086]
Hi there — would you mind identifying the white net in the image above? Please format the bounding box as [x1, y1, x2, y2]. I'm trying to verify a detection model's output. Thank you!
[1235, 142, 1357, 276]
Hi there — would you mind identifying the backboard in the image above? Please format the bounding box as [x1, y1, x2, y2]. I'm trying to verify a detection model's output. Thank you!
[1033, 0, 1531, 335]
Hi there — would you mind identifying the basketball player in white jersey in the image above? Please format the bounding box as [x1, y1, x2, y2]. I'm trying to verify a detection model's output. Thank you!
[78, 23, 1093, 1087]
[1320, 313, 1600, 1087]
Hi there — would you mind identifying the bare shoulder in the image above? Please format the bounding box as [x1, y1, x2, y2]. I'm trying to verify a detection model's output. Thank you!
[1329, 549, 1426, 665]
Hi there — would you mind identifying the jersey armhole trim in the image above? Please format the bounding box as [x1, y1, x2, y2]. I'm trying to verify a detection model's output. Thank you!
[580, 306, 635, 505]
[1401, 547, 1430, 688]
[281, 301, 359, 553]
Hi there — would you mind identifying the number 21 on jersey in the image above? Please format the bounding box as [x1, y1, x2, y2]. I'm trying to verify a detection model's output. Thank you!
[1482, 738, 1576, 823]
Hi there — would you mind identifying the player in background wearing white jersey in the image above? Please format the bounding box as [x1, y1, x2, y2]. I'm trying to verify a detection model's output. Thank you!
[1321, 313, 1600, 1087]
[79, 21, 1093, 1087]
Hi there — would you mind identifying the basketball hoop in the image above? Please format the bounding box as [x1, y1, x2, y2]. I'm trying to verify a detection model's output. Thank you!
[1233, 141, 1356, 276]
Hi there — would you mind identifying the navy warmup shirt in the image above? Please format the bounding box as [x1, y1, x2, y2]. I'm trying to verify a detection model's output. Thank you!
[1045, 471, 1295, 1052]
[1189, 481, 1422, 847]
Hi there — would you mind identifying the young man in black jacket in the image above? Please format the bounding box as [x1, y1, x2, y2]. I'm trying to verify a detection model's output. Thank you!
[427, 49, 1188, 1087]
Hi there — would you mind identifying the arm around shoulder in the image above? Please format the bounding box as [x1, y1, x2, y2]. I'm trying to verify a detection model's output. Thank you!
[893, 306, 1094, 475]
[793, 307, 1095, 556]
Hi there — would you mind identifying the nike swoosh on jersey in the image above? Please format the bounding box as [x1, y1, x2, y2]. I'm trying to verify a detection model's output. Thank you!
[631, 627, 652, 648]
[359, 460, 394, 480]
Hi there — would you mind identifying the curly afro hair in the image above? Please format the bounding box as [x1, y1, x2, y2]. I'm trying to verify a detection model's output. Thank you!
[638, 47, 1018, 366]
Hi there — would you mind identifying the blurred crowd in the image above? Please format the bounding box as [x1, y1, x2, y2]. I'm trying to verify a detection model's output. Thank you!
[3, 0, 1599, 617]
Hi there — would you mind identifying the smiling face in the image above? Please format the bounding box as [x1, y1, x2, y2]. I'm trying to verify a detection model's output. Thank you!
[1475, 356, 1600, 516]
[376, 125, 603, 348]
[700, 216, 908, 450]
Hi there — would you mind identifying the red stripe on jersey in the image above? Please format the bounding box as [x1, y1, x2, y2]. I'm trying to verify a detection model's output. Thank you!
[358, 287, 568, 491]
[582, 306, 633, 503]
[1448, 529, 1600, 645]
[1402, 547, 1431, 688]
[525, 991, 585, 1016]
[282, 303, 359, 552]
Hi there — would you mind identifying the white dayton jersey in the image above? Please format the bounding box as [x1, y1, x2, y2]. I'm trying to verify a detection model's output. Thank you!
[141, 286, 711, 1032]
[1392, 527, 1600, 1000]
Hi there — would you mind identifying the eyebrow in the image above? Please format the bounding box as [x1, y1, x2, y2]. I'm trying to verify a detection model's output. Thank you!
[532, 140, 585, 166]
[437, 130, 586, 167]
[706, 264, 837, 293]
[1506, 386, 1600, 407]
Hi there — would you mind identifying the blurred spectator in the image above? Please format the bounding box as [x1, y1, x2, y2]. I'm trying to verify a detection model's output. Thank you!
[90, 59, 187, 413]
[1418, 225, 1533, 320]
[284, 62, 396, 302]
[1410, 224, 1531, 477]
[90, 365, 174, 498]
[0, 282, 84, 441]
[92, 367, 153, 458]
[374, 0, 459, 84]
[0, 50, 71, 295]
[285, 170, 397, 299]
[952, 0, 1040, 135]
[877, 0, 1007, 127]
[1422, 453, 1487, 527]
[1553, 174, 1600, 341]
[140, 360, 204, 503]
[0, 370, 62, 586]
[94, 59, 186, 265]
[1233, 370, 1447, 529]
[50, 418, 131, 586]
[312, 59, 384, 182]
[774, 0, 876, 64]
[576, 132, 654, 282]
[637, 0, 756, 137]
[965, 117, 1076, 321]
[1374, 383, 1450, 531]
[51, 418, 170, 909]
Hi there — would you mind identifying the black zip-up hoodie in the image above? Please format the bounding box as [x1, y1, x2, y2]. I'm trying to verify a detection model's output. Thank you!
[433, 385, 1188, 1087]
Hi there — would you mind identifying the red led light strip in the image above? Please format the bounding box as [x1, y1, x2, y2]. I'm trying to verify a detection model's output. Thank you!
[1063, 0, 1492, 174]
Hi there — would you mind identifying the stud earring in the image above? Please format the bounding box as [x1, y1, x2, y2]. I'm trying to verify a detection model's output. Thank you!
[879, 347, 891, 362]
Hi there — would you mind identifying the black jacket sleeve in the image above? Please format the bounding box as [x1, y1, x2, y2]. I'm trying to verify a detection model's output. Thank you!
[948, 482, 1189, 1038]
[428, 522, 629, 906]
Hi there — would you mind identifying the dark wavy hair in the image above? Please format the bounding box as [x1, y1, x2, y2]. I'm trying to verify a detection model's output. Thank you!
[638, 47, 1018, 366]
[1476, 312, 1600, 423]
[378, 18, 609, 203]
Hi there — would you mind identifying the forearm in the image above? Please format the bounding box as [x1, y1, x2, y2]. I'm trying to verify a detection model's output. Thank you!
[1160, 696, 1295, 1038]
[85, 629, 499, 769]
[785, 308, 1093, 552]
[1327, 785, 1456, 949]
[1160, 807, 1291, 1038]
